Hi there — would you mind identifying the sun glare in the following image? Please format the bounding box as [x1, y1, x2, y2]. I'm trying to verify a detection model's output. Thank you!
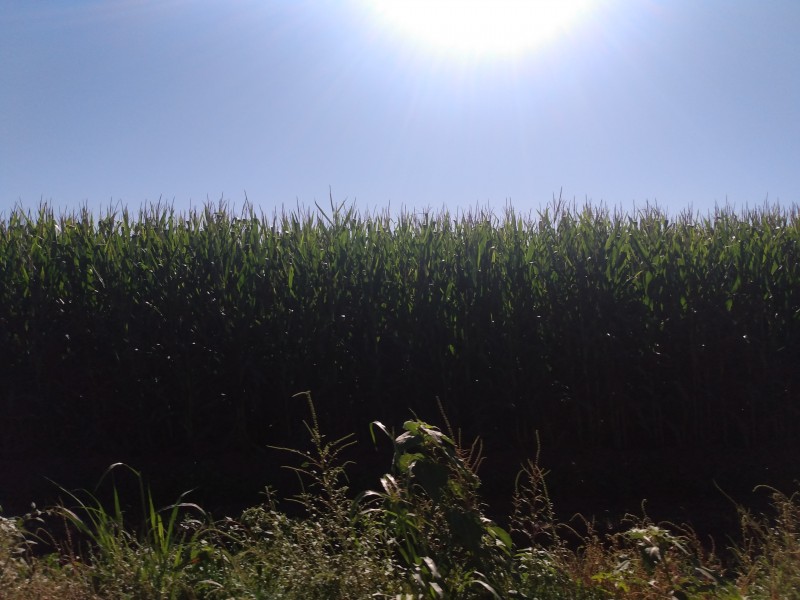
[365, 0, 596, 61]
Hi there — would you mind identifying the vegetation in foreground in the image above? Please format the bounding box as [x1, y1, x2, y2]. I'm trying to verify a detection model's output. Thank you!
[2, 396, 799, 599]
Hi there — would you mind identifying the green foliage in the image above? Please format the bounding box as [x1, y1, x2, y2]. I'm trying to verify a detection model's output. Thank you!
[734, 487, 800, 599]
[1, 200, 798, 461]
[208, 392, 412, 598]
[2, 404, 800, 598]
[51, 463, 212, 599]
[363, 415, 512, 597]
[0, 508, 96, 598]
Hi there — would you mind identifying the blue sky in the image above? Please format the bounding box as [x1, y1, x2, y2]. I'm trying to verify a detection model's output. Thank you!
[2, 0, 798, 219]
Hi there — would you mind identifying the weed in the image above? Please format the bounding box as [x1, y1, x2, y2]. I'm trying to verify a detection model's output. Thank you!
[1, 403, 799, 598]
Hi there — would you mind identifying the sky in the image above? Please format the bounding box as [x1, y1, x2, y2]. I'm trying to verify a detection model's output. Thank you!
[1, 0, 799, 220]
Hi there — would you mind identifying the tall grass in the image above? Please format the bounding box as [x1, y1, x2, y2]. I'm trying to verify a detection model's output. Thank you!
[3, 402, 799, 598]
[1, 199, 798, 459]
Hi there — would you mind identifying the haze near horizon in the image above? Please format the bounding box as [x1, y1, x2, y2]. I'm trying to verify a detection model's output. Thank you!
[1, 0, 798, 219]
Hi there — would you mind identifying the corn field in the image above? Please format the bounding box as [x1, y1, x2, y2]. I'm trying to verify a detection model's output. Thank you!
[1, 200, 798, 459]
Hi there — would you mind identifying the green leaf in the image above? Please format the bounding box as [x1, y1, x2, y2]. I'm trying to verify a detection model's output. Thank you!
[486, 524, 513, 550]
[397, 452, 426, 474]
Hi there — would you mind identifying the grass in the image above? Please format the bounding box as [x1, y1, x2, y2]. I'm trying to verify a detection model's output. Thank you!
[1, 395, 798, 599]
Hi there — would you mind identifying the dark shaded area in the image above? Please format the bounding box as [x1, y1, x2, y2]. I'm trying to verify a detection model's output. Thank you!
[1, 202, 798, 540]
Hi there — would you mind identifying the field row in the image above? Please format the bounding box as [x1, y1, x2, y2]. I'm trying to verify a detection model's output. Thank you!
[1, 201, 798, 456]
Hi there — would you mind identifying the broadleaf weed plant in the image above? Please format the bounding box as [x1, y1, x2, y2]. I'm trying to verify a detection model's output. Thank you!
[222, 391, 412, 598]
[364, 413, 515, 598]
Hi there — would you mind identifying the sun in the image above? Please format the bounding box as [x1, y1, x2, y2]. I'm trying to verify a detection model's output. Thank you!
[363, 0, 596, 61]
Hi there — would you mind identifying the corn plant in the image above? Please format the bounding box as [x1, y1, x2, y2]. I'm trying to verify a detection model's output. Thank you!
[1, 199, 798, 466]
